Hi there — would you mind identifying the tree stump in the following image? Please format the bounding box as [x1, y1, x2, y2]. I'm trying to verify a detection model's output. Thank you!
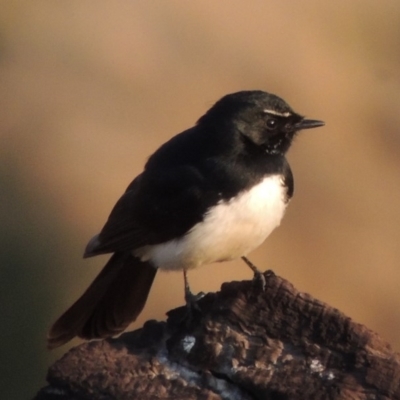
[35, 271, 400, 399]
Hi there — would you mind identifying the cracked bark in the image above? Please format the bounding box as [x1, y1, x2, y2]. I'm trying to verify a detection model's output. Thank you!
[35, 271, 400, 400]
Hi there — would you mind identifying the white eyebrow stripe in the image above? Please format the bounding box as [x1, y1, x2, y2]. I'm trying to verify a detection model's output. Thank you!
[263, 109, 291, 117]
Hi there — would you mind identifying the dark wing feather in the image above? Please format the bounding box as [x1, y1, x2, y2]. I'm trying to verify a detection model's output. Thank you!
[85, 165, 220, 256]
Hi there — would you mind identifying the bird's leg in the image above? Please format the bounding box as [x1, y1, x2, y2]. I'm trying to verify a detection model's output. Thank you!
[183, 269, 194, 304]
[183, 270, 204, 317]
[242, 256, 266, 290]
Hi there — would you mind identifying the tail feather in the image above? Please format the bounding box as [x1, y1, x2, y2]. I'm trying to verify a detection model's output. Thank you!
[47, 252, 157, 349]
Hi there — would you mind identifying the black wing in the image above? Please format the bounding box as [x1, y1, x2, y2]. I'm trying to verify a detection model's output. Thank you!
[84, 164, 220, 256]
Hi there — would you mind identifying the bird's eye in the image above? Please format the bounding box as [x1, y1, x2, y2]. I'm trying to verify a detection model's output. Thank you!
[266, 118, 278, 130]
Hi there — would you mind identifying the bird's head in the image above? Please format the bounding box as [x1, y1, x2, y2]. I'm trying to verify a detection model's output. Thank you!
[199, 90, 324, 156]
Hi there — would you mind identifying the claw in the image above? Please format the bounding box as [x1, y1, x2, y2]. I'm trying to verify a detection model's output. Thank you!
[183, 270, 204, 323]
[242, 256, 266, 291]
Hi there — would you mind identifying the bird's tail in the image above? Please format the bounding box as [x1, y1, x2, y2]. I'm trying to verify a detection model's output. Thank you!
[47, 252, 157, 349]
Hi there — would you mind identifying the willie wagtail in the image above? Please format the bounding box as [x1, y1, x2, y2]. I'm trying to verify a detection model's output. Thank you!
[48, 90, 324, 348]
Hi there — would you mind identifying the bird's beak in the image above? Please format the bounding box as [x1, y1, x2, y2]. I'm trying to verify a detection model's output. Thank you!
[295, 119, 325, 130]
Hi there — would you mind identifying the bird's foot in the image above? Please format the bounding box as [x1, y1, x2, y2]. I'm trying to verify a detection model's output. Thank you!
[185, 289, 205, 309]
[183, 289, 205, 324]
[182, 270, 205, 323]
[242, 256, 266, 291]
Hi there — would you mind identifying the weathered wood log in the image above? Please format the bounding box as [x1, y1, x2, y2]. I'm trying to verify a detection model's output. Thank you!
[35, 271, 400, 399]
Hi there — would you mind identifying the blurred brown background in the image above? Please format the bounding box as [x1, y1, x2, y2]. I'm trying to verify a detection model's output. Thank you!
[1, 1, 400, 398]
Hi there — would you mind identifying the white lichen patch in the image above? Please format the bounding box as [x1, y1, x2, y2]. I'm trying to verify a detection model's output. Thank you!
[181, 335, 196, 353]
[324, 370, 335, 381]
[309, 358, 336, 381]
[309, 358, 325, 374]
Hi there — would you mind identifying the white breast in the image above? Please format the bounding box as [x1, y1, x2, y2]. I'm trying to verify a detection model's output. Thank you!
[134, 175, 288, 271]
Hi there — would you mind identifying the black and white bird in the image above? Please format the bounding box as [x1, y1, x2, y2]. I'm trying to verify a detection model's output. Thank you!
[48, 90, 324, 348]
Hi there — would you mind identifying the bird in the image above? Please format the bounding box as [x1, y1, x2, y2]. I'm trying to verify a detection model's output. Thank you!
[47, 90, 324, 349]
